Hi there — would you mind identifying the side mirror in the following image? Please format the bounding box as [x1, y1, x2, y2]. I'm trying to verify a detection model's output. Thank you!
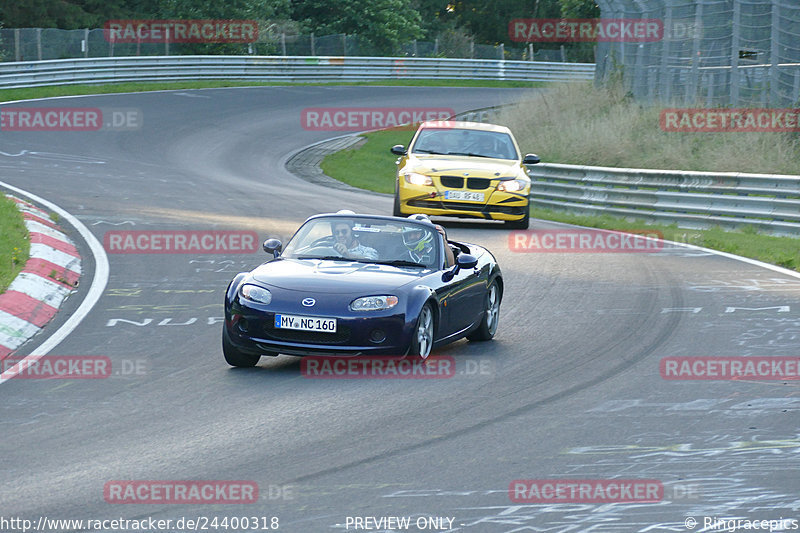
[391, 144, 407, 156]
[523, 153, 540, 165]
[442, 253, 478, 281]
[263, 238, 282, 258]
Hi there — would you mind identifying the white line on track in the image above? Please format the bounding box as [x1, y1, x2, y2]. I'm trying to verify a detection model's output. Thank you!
[0, 181, 109, 384]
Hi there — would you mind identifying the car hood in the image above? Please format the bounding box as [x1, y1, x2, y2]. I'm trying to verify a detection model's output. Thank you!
[250, 258, 430, 294]
[407, 155, 521, 178]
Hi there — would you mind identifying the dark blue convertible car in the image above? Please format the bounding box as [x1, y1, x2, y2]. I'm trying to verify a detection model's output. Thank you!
[222, 212, 503, 366]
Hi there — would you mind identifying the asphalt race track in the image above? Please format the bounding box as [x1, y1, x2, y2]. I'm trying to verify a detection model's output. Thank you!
[2, 86, 799, 532]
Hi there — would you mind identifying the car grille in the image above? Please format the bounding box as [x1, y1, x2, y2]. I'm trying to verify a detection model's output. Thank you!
[408, 199, 527, 215]
[467, 177, 491, 190]
[439, 176, 464, 188]
[263, 323, 351, 344]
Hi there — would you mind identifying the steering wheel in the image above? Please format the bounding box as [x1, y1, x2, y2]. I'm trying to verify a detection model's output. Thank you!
[309, 236, 335, 247]
[297, 245, 343, 257]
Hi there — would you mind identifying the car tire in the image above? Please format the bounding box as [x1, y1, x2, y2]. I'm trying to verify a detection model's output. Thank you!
[467, 280, 500, 341]
[393, 194, 403, 217]
[408, 303, 434, 360]
[222, 328, 261, 367]
[504, 208, 529, 229]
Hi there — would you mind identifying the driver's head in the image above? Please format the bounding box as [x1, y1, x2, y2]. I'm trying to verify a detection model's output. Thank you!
[333, 221, 355, 246]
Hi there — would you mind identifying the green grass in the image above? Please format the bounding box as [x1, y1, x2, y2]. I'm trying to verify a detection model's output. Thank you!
[320, 128, 415, 194]
[0, 78, 540, 103]
[0, 196, 30, 294]
[496, 81, 800, 175]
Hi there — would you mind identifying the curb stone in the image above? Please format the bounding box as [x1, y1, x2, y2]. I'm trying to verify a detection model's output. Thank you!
[0, 195, 81, 360]
[285, 135, 392, 197]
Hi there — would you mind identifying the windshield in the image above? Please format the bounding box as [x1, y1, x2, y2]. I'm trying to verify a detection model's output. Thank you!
[411, 127, 519, 160]
[282, 216, 440, 269]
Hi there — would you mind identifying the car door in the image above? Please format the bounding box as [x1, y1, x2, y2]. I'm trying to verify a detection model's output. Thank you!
[433, 241, 486, 337]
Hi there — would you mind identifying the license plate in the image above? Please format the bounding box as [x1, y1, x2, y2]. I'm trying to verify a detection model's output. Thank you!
[275, 314, 337, 333]
[445, 191, 484, 202]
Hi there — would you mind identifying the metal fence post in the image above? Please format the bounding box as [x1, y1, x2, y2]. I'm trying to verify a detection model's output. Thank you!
[794, 70, 800, 105]
[14, 28, 20, 61]
[686, 2, 703, 105]
[731, 0, 740, 106]
[310, 33, 315, 56]
[281, 33, 286, 56]
[36, 28, 42, 60]
[500, 42, 504, 60]
[84, 28, 89, 58]
[342, 34, 346, 56]
[769, 0, 780, 107]
[660, 1, 673, 103]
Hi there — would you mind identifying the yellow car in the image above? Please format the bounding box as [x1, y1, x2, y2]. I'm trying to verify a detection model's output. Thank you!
[391, 121, 539, 229]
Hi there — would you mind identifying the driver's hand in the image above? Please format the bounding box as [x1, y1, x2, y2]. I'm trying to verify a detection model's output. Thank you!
[333, 243, 348, 255]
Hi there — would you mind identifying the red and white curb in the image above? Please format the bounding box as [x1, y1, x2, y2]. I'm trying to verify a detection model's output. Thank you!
[0, 195, 81, 360]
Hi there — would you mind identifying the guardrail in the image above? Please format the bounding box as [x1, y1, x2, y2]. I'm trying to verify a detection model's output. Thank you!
[527, 163, 800, 237]
[0, 55, 596, 89]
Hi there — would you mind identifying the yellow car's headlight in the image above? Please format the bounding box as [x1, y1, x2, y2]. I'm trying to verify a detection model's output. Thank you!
[403, 172, 434, 186]
[497, 179, 528, 192]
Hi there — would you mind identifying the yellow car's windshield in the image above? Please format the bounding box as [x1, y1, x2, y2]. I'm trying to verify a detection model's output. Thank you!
[412, 128, 519, 160]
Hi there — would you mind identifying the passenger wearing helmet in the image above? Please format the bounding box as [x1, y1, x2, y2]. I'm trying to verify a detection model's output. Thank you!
[404, 214, 455, 267]
[331, 220, 378, 260]
[402, 224, 435, 264]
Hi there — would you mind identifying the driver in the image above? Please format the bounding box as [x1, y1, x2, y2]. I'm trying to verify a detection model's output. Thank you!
[331, 221, 378, 260]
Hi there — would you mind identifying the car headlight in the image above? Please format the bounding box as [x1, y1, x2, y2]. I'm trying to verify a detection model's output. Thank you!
[497, 179, 528, 192]
[240, 284, 272, 304]
[350, 295, 399, 311]
[403, 172, 434, 186]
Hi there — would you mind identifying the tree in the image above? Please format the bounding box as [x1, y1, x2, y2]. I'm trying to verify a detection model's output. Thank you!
[292, 0, 424, 55]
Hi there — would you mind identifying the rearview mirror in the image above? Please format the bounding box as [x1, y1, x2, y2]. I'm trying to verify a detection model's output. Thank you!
[391, 144, 407, 156]
[263, 238, 282, 258]
[523, 154, 540, 165]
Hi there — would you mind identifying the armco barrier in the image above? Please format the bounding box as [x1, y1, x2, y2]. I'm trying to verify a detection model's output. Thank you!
[527, 163, 800, 237]
[0, 55, 595, 89]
